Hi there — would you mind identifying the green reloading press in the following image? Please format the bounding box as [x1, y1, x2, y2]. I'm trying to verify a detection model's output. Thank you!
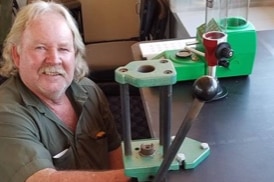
[154, 17, 257, 82]
[114, 8, 257, 182]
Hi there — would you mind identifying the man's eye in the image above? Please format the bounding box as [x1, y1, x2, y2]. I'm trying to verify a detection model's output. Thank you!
[36, 46, 46, 50]
[59, 48, 69, 52]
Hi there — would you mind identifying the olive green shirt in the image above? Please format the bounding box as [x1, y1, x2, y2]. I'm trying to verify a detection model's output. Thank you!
[0, 76, 121, 182]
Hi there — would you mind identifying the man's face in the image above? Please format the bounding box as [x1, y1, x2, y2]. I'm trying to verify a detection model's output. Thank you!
[13, 12, 76, 101]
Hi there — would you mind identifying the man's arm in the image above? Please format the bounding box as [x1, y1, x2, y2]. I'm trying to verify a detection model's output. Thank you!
[26, 168, 130, 182]
[26, 147, 129, 182]
[108, 146, 124, 169]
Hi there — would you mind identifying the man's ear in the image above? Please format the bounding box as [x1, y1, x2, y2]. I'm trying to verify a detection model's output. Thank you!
[11, 45, 20, 68]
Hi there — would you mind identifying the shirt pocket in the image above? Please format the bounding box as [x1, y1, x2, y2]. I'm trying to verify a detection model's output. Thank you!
[76, 131, 109, 169]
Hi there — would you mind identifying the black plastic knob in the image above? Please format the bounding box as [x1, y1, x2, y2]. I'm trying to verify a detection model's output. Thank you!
[193, 76, 218, 102]
[216, 42, 233, 59]
[218, 58, 230, 68]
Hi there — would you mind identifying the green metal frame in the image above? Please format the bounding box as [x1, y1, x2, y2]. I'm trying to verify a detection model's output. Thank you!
[115, 59, 210, 181]
[122, 138, 210, 181]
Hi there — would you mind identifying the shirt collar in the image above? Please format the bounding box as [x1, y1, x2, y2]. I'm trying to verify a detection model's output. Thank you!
[15, 76, 88, 113]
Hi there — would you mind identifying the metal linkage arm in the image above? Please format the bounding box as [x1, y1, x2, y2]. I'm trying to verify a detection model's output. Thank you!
[153, 75, 218, 182]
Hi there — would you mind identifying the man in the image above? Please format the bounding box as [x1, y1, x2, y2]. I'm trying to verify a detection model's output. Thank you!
[0, 1, 129, 181]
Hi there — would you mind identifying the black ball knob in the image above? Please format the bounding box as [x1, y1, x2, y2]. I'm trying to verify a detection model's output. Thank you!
[193, 76, 218, 101]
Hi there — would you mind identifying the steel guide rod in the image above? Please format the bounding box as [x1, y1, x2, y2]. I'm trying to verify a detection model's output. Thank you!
[159, 85, 172, 156]
[120, 83, 132, 156]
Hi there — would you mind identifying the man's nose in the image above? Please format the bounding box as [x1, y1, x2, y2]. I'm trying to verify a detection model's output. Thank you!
[46, 49, 61, 64]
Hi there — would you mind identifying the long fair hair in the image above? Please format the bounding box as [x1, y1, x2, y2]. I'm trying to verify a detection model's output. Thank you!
[1, 1, 89, 81]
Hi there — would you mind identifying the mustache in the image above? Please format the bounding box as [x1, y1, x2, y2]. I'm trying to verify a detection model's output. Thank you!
[38, 66, 66, 76]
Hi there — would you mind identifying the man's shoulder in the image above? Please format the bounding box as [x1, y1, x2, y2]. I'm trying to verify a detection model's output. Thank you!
[77, 77, 97, 87]
[0, 77, 21, 104]
[73, 77, 103, 97]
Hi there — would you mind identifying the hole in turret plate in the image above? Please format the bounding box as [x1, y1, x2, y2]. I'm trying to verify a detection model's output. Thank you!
[164, 70, 173, 74]
[138, 65, 155, 73]
[227, 17, 246, 27]
[220, 17, 248, 29]
[118, 68, 128, 72]
[160, 59, 169, 63]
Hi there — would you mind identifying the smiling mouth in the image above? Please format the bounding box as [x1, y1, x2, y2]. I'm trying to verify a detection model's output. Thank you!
[39, 66, 66, 76]
[43, 72, 62, 76]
